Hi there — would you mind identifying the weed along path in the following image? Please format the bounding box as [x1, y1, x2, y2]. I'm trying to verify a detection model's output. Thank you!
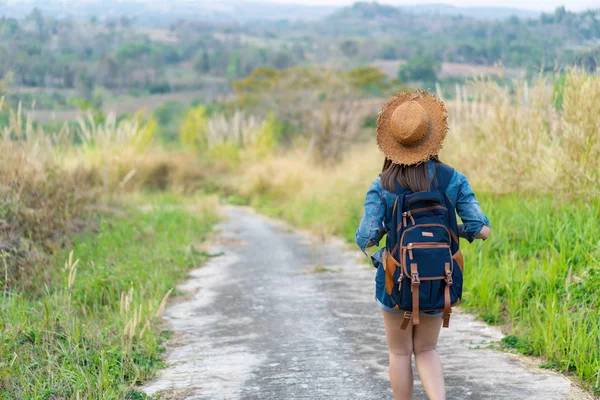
[143, 206, 589, 400]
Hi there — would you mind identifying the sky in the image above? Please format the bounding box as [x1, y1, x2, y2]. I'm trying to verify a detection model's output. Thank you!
[262, 0, 597, 12]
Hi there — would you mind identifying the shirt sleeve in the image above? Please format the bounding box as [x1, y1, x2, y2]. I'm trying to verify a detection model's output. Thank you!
[455, 173, 490, 243]
[355, 176, 386, 255]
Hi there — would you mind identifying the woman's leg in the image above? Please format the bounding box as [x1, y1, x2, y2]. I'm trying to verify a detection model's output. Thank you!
[382, 310, 414, 400]
[413, 315, 445, 400]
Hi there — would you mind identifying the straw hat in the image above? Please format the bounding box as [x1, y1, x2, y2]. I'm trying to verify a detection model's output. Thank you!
[376, 90, 448, 165]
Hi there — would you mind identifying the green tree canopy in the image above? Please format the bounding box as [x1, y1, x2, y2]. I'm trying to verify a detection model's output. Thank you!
[398, 56, 440, 85]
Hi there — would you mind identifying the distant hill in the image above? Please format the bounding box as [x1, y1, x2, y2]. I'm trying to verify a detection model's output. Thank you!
[400, 3, 540, 20]
[0, 0, 337, 24]
[330, 2, 539, 22]
[0, 0, 543, 24]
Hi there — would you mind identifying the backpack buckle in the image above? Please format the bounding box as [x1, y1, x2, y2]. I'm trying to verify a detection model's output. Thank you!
[411, 272, 420, 285]
[445, 272, 453, 285]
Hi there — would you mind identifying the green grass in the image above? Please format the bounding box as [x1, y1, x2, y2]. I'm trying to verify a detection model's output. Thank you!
[463, 194, 600, 395]
[245, 188, 600, 394]
[0, 195, 219, 399]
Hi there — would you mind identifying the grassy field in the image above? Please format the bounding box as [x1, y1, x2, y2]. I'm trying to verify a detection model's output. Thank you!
[0, 195, 218, 399]
[217, 136, 600, 394]
[234, 162, 600, 394]
[207, 73, 600, 396]
[1, 68, 598, 396]
[466, 195, 599, 387]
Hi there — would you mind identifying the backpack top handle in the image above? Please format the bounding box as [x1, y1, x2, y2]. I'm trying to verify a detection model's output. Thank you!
[405, 192, 443, 207]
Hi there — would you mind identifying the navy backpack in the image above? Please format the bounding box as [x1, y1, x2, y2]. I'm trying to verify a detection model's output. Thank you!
[383, 163, 464, 329]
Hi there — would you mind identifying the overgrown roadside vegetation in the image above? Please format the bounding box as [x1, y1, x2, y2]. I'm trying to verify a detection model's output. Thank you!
[197, 70, 599, 395]
[223, 155, 600, 395]
[0, 195, 218, 398]
[0, 100, 220, 397]
[1, 66, 599, 396]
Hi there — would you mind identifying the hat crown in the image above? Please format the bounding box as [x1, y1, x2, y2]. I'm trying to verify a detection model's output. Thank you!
[389, 101, 430, 147]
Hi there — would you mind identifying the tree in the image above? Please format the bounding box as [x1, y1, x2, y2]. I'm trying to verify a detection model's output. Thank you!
[271, 51, 294, 70]
[0, 71, 14, 95]
[63, 65, 75, 88]
[340, 39, 359, 58]
[398, 56, 440, 85]
[232, 66, 375, 163]
[378, 43, 398, 60]
[346, 66, 392, 96]
[179, 106, 208, 149]
[577, 50, 598, 72]
[96, 57, 119, 88]
[226, 50, 241, 82]
[75, 70, 95, 100]
[27, 8, 44, 33]
[193, 51, 211, 76]
[120, 16, 131, 28]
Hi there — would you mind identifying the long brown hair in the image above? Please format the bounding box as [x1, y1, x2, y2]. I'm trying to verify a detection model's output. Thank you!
[381, 156, 440, 193]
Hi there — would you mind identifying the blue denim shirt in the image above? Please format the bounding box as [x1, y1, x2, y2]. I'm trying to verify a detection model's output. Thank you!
[355, 161, 490, 267]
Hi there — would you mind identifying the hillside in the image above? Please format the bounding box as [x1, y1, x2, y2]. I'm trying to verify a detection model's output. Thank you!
[401, 4, 539, 20]
[0, 0, 337, 24]
[0, 1, 598, 116]
[0, 0, 559, 23]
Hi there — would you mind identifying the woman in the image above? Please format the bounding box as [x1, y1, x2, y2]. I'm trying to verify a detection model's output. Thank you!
[355, 90, 490, 400]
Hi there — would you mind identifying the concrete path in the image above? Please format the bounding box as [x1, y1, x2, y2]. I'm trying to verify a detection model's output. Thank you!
[143, 207, 589, 400]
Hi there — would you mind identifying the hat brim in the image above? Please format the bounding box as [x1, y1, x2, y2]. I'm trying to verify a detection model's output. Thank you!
[376, 90, 448, 166]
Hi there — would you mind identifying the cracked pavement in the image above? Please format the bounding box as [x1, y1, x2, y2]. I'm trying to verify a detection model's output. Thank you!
[143, 206, 589, 400]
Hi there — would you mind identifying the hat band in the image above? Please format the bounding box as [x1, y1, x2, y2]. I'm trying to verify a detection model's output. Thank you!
[400, 116, 432, 149]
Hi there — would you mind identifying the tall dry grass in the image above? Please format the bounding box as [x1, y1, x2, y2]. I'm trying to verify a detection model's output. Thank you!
[0, 102, 96, 290]
[226, 70, 600, 201]
[442, 71, 600, 196]
[0, 102, 208, 291]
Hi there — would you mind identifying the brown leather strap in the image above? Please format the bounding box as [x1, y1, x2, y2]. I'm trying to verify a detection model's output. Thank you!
[450, 230, 459, 244]
[410, 263, 420, 326]
[444, 262, 452, 284]
[452, 250, 464, 273]
[401, 311, 412, 330]
[443, 285, 451, 328]
[385, 251, 400, 295]
[443, 262, 452, 328]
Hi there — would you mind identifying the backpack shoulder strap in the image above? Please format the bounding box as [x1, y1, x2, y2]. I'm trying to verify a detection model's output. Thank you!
[430, 162, 455, 193]
[432, 163, 460, 246]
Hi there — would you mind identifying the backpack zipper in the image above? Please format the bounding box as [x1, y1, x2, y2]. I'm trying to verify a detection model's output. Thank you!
[399, 223, 453, 246]
[409, 205, 448, 214]
[399, 206, 448, 230]
[404, 242, 449, 260]
[403, 242, 449, 248]
[401, 211, 415, 228]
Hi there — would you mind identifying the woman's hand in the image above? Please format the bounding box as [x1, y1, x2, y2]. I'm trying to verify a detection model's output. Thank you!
[365, 229, 386, 248]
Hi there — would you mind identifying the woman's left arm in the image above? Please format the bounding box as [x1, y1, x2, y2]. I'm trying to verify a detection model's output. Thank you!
[455, 174, 491, 242]
[355, 177, 386, 254]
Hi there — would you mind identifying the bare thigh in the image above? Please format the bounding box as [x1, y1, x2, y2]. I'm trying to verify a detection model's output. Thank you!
[382, 311, 414, 355]
[413, 315, 443, 353]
